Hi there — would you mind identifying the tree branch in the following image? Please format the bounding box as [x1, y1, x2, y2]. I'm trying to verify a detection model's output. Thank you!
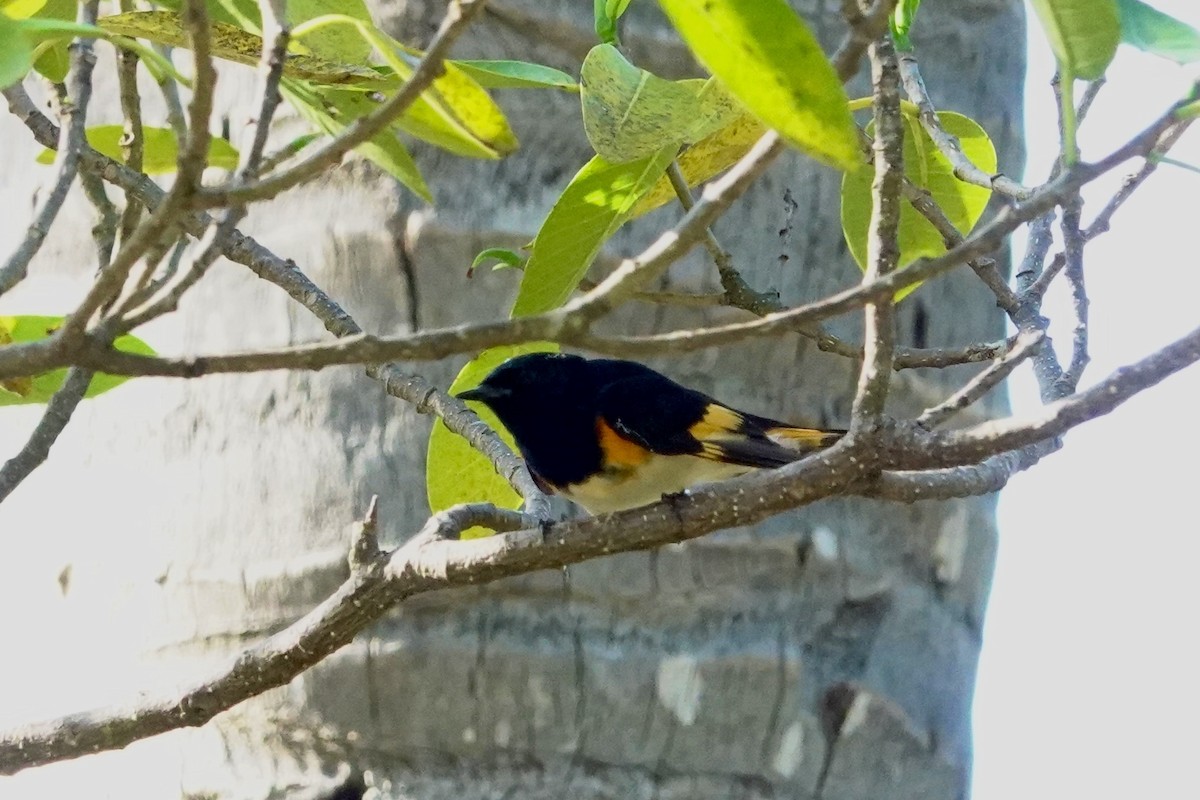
[0, 444, 868, 775]
[850, 35, 903, 429]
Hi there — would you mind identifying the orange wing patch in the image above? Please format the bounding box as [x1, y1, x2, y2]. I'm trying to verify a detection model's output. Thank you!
[596, 418, 652, 469]
[688, 404, 745, 442]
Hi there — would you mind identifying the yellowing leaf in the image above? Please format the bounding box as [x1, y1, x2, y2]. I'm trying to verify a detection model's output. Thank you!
[658, 0, 859, 170]
[512, 145, 677, 316]
[387, 40, 518, 158]
[97, 10, 381, 85]
[840, 111, 996, 299]
[679, 77, 745, 144]
[0, 316, 155, 406]
[633, 111, 766, 217]
[579, 43, 699, 162]
[35, 125, 239, 173]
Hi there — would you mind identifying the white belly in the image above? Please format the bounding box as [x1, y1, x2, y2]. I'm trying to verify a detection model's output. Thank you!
[560, 454, 752, 514]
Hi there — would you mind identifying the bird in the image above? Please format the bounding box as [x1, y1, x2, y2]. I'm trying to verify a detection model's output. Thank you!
[455, 352, 844, 514]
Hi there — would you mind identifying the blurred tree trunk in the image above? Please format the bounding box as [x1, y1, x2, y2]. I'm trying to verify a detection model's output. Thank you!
[0, 0, 1024, 797]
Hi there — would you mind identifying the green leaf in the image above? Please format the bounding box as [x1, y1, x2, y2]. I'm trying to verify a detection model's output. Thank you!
[469, 247, 527, 276]
[580, 44, 699, 162]
[282, 80, 431, 201]
[1029, 0, 1121, 79]
[0, 316, 154, 405]
[840, 111, 996, 299]
[595, 0, 636, 44]
[35, 125, 239, 173]
[0, 11, 33, 89]
[97, 10, 382, 85]
[21, 0, 72, 82]
[657, 0, 859, 170]
[287, 0, 373, 63]
[512, 145, 676, 316]
[425, 342, 558, 533]
[1117, 0, 1200, 64]
[452, 59, 578, 91]
[890, 0, 922, 51]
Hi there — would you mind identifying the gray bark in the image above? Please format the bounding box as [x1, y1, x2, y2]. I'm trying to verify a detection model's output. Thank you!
[0, 0, 1024, 797]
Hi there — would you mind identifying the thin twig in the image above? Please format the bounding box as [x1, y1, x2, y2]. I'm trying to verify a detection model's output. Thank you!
[0, 369, 94, 503]
[0, 1, 99, 297]
[1056, 197, 1089, 392]
[917, 330, 1044, 429]
[1027, 119, 1197, 301]
[78, 172, 120, 268]
[897, 50, 1032, 200]
[665, 161, 782, 315]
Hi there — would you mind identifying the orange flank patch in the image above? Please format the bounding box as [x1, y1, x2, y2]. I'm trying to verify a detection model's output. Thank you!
[687, 404, 744, 442]
[596, 418, 652, 469]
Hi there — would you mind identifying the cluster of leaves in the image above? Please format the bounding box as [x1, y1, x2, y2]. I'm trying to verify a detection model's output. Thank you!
[2, 0, 1200, 514]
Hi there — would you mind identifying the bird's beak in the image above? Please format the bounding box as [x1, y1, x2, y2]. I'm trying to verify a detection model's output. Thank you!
[456, 386, 495, 403]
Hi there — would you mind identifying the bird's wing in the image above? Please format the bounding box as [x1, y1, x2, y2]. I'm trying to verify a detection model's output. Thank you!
[596, 375, 842, 470]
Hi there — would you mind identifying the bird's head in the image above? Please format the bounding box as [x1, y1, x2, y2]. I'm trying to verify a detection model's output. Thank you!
[455, 352, 589, 430]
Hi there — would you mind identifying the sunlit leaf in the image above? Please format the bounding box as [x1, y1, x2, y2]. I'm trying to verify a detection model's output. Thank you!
[35, 125, 239, 173]
[287, 0, 373, 63]
[890, 0, 922, 51]
[512, 145, 676, 316]
[1, 0, 47, 17]
[1116, 0, 1200, 64]
[658, 0, 859, 170]
[579, 44, 699, 162]
[453, 59, 578, 91]
[840, 111, 996, 299]
[1029, 0, 1120, 79]
[0, 316, 155, 406]
[469, 247, 526, 277]
[0, 11, 33, 89]
[426, 342, 558, 533]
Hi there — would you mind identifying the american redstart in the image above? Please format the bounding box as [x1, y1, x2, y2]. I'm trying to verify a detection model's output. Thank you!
[456, 353, 844, 514]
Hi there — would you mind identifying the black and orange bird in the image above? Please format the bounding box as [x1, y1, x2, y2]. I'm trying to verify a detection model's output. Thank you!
[456, 353, 844, 514]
